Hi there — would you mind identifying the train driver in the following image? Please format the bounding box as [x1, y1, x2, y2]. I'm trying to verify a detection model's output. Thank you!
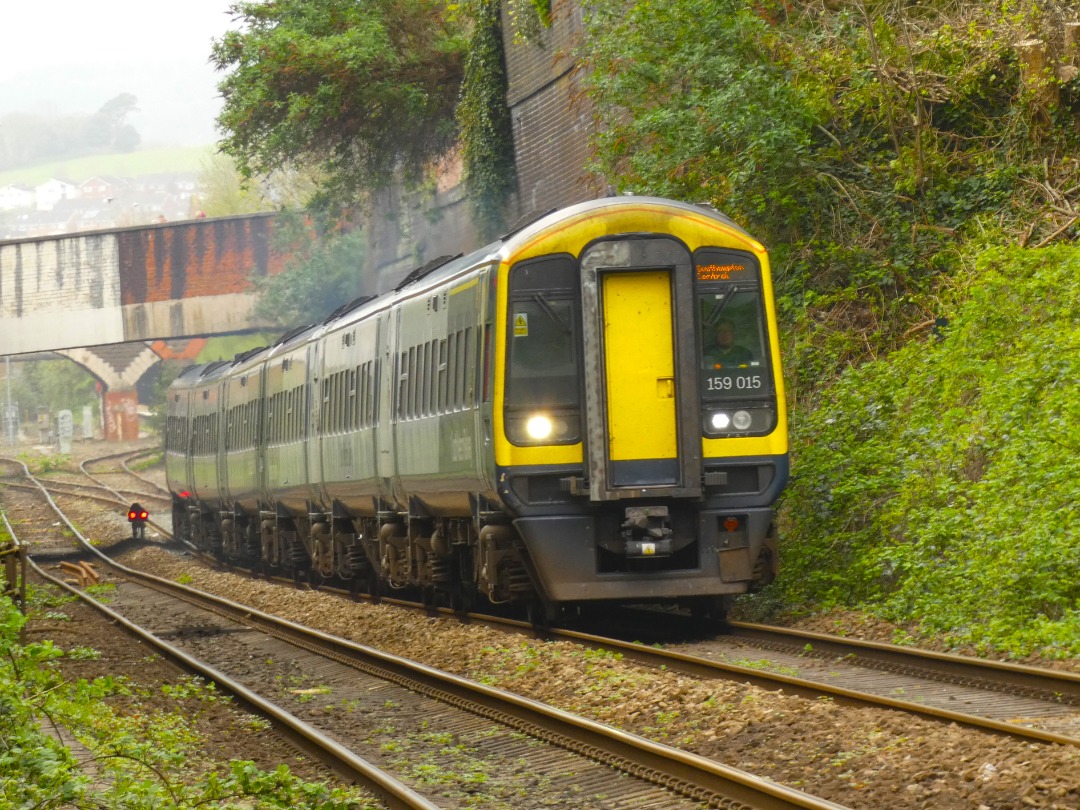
[703, 319, 754, 368]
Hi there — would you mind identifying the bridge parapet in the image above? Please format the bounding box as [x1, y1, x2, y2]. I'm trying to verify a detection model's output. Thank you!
[0, 213, 285, 355]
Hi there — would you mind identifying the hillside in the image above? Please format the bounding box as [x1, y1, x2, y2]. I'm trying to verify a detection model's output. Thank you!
[0, 145, 215, 187]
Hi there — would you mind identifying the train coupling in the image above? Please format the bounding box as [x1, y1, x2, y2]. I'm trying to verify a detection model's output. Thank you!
[620, 506, 673, 558]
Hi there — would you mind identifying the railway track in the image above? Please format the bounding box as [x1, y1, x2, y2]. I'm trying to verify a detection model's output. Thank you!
[79, 447, 173, 503]
[3, 454, 848, 810]
[546, 613, 1080, 746]
[39, 448, 1080, 748]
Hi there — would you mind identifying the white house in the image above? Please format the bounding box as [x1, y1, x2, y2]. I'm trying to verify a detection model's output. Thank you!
[34, 178, 80, 211]
[0, 184, 34, 211]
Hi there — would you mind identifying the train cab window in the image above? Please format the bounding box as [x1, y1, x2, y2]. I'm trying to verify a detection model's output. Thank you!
[695, 250, 778, 436]
[699, 291, 767, 372]
[505, 256, 582, 445]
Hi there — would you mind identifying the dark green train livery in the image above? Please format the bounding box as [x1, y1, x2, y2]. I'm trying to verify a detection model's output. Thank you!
[165, 197, 789, 623]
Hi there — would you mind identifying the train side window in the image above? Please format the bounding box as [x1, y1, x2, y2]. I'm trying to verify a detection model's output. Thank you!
[405, 346, 414, 419]
[463, 327, 475, 407]
[270, 391, 279, 445]
[335, 370, 342, 432]
[366, 360, 379, 427]
[357, 364, 367, 428]
[447, 332, 458, 410]
[424, 340, 434, 416]
[301, 385, 307, 439]
[397, 351, 408, 420]
[339, 371, 347, 434]
[419, 344, 428, 417]
[345, 367, 356, 430]
[320, 378, 329, 435]
[437, 338, 448, 414]
[423, 341, 431, 417]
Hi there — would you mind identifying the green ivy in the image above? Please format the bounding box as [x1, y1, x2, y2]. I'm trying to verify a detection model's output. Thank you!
[457, 0, 518, 240]
[773, 245, 1080, 656]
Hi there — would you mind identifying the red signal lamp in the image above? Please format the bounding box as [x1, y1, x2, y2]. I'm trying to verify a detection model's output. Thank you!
[127, 503, 149, 522]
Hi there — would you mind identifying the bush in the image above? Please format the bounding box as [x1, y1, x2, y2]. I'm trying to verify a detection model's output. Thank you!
[775, 245, 1080, 656]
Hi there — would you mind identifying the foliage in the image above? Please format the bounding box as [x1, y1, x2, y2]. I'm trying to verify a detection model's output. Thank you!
[212, 0, 467, 212]
[582, 0, 1080, 377]
[583, 0, 1080, 656]
[0, 94, 141, 171]
[8, 359, 99, 430]
[196, 152, 279, 217]
[16, 453, 72, 475]
[457, 0, 517, 240]
[252, 211, 370, 327]
[0, 594, 376, 808]
[507, 0, 552, 44]
[774, 245, 1080, 656]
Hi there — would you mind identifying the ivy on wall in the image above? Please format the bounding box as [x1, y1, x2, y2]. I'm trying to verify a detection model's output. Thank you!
[457, 0, 520, 240]
[508, 0, 552, 44]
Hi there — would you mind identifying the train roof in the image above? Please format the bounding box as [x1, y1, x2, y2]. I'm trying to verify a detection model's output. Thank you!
[166, 196, 754, 393]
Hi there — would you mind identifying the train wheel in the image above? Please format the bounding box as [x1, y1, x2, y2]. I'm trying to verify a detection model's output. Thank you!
[367, 569, 382, 604]
[450, 582, 477, 615]
[526, 597, 558, 631]
[307, 569, 324, 591]
[690, 595, 732, 629]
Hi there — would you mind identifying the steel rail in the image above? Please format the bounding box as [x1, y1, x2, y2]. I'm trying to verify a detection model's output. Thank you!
[23, 554, 442, 810]
[727, 620, 1080, 703]
[173, 539, 1080, 749]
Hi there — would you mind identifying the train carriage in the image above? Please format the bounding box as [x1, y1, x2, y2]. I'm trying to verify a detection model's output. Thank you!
[167, 196, 788, 623]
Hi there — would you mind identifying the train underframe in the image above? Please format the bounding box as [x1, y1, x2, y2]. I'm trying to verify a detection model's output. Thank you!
[172, 495, 778, 625]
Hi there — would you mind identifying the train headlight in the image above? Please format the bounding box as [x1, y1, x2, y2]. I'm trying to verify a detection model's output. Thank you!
[506, 411, 580, 445]
[526, 414, 554, 440]
[704, 406, 777, 437]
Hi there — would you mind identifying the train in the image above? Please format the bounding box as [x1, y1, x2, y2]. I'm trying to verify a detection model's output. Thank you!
[164, 196, 789, 624]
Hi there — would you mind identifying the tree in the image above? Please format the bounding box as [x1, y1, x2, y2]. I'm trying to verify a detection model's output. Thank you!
[196, 152, 279, 217]
[83, 93, 141, 152]
[252, 212, 370, 327]
[211, 0, 468, 212]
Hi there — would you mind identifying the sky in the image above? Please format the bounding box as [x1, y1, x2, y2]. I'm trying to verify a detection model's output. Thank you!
[0, 1, 237, 82]
[0, 0, 241, 145]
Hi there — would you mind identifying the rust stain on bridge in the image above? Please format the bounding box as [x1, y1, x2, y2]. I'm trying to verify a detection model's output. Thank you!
[117, 214, 282, 305]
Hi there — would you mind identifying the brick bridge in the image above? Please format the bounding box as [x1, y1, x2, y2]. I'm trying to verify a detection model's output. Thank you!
[0, 214, 286, 440]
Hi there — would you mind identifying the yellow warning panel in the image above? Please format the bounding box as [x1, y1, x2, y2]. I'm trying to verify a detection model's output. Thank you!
[513, 312, 529, 336]
[602, 271, 677, 461]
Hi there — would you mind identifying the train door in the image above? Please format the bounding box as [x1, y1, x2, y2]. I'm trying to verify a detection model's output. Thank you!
[306, 339, 326, 508]
[374, 311, 399, 506]
[580, 237, 701, 500]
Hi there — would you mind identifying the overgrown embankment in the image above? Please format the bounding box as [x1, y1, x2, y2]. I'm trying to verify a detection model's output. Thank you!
[582, 0, 1080, 655]
[775, 245, 1080, 655]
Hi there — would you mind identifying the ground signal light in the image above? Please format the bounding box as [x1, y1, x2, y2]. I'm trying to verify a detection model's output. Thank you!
[128, 503, 149, 540]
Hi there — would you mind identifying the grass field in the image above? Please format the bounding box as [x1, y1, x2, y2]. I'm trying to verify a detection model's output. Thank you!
[0, 145, 216, 187]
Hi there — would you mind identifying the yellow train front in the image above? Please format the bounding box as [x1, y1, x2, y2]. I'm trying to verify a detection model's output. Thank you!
[493, 196, 787, 621]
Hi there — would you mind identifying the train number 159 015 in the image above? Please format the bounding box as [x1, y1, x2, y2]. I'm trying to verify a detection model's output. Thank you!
[705, 374, 763, 392]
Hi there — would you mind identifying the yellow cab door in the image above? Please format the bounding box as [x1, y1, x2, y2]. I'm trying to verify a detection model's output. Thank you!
[580, 237, 701, 500]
